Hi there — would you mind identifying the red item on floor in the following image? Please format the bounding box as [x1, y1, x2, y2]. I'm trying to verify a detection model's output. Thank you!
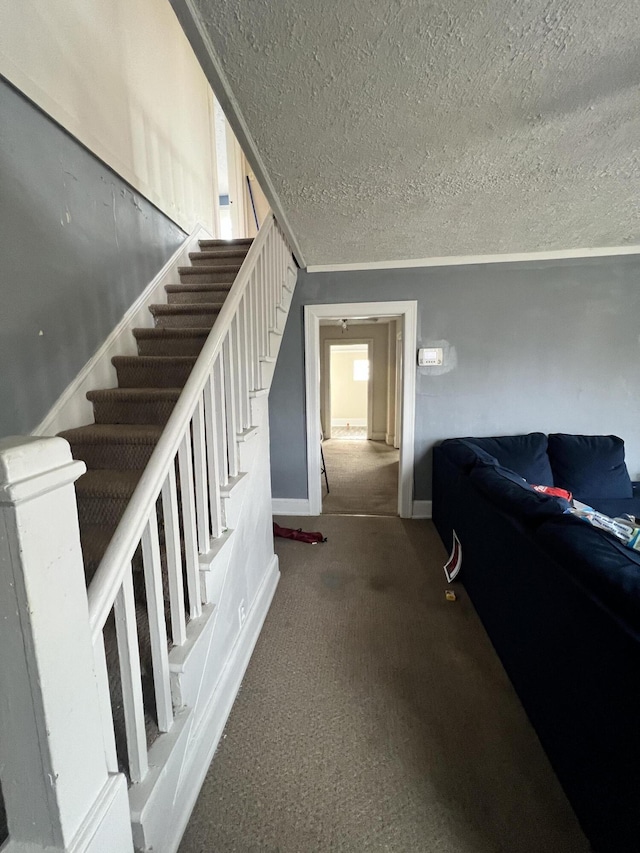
[273, 522, 326, 544]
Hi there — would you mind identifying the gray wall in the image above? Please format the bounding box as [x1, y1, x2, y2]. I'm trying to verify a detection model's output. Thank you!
[270, 257, 640, 501]
[0, 78, 186, 436]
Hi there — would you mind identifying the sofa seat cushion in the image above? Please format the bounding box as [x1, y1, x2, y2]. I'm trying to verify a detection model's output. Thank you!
[461, 432, 553, 484]
[469, 461, 570, 522]
[548, 433, 633, 502]
[535, 514, 640, 632]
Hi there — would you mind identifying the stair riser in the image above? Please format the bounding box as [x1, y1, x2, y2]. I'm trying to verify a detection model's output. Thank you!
[136, 337, 208, 357]
[179, 270, 238, 284]
[69, 442, 157, 470]
[77, 496, 131, 528]
[91, 400, 177, 426]
[167, 289, 231, 305]
[189, 254, 247, 267]
[154, 312, 218, 329]
[114, 363, 194, 388]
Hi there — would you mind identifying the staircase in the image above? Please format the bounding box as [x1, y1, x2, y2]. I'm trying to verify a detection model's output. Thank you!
[0, 215, 296, 853]
[58, 238, 252, 586]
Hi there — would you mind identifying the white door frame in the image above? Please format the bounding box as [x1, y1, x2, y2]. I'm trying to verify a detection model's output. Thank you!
[304, 301, 417, 518]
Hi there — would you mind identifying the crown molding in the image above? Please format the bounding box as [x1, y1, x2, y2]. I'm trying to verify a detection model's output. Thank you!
[306, 244, 640, 274]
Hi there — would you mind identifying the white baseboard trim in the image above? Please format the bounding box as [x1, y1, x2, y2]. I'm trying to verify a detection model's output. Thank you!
[412, 500, 433, 519]
[385, 433, 396, 446]
[370, 431, 386, 441]
[272, 498, 312, 516]
[32, 222, 212, 437]
[129, 555, 280, 853]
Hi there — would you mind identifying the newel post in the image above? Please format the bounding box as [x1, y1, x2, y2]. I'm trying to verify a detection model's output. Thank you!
[0, 436, 133, 852]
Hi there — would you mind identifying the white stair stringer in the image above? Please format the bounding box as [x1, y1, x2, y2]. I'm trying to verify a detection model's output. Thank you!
[127, 393, 280, 853]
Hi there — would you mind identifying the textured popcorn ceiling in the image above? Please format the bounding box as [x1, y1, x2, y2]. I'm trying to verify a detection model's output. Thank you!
[188, 0, 640, 265]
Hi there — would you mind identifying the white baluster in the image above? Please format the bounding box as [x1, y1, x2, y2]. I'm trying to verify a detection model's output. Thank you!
[268, 230, 277, 331]
[114, 563, 149, 783]
[224, 327, 240, 478]
[237, 297, 250, 429]
[161, 465, 187, 646]
[204, 372, 223, 539]
[258, 253, 267, 359]
[247, 274, 257, 392]
[276, 229, 284, 307]
[178, 430, 202, 619]
[231, 315, 243, 432]
[140, 511, 173, 733]
[214, 354, 229, 487]
[192, 396, 211, 552]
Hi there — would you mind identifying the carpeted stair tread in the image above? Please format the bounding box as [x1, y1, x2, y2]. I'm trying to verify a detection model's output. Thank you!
[132, 327, 211, 357]
[87, 387, 182, 425]
[165, 284, 232, 305]
[134, 326, 213, 338]
[149, 304, 223, 329]
[149, 303, 225, 315]
[165, 283, 232, 293]
[87, 387, 183, 401]
[61, 424, 164, 470]
[189, 248, 249, 258]
[113, 355, 197, 389]
[189, 250, 248, 264]
[199, 237, 253, 248]
[75, 468, 142, 499]
[60, 424, 164, 444]
[113, 355, 198, 365]
[178, 265, 240, 276]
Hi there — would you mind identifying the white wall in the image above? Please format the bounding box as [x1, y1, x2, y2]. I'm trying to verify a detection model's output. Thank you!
[0, 0, 217, 233]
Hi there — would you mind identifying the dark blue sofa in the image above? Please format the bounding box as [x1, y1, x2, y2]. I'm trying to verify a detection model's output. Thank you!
[432, 433, 640, 853]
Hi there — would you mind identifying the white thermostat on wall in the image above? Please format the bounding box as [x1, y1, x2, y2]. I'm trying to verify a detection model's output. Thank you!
[418, 347, 443, 366]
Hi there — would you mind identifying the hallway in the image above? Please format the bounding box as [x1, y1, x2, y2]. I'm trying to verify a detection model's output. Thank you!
[321, 439, 399, 516]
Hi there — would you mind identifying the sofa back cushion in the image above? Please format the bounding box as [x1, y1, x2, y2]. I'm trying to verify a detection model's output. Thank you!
[469, 461, 570, 522]
[437, 439, 498, 472]
[462, 432, 554, 484]
[547, 434, 632, 501]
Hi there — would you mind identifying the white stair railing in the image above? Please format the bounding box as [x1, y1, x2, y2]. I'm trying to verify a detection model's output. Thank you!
[86, 213, 294, 784]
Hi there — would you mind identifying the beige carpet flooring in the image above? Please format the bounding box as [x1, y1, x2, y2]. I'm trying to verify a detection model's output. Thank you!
[322, 439, 399, 516]
[179, 516, 589, 853]
[330, 426, 367, 439]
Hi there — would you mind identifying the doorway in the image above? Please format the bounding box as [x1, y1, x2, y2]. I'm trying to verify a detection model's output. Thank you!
[304, 302, 417, 518]
[325, 341, 372, 440]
